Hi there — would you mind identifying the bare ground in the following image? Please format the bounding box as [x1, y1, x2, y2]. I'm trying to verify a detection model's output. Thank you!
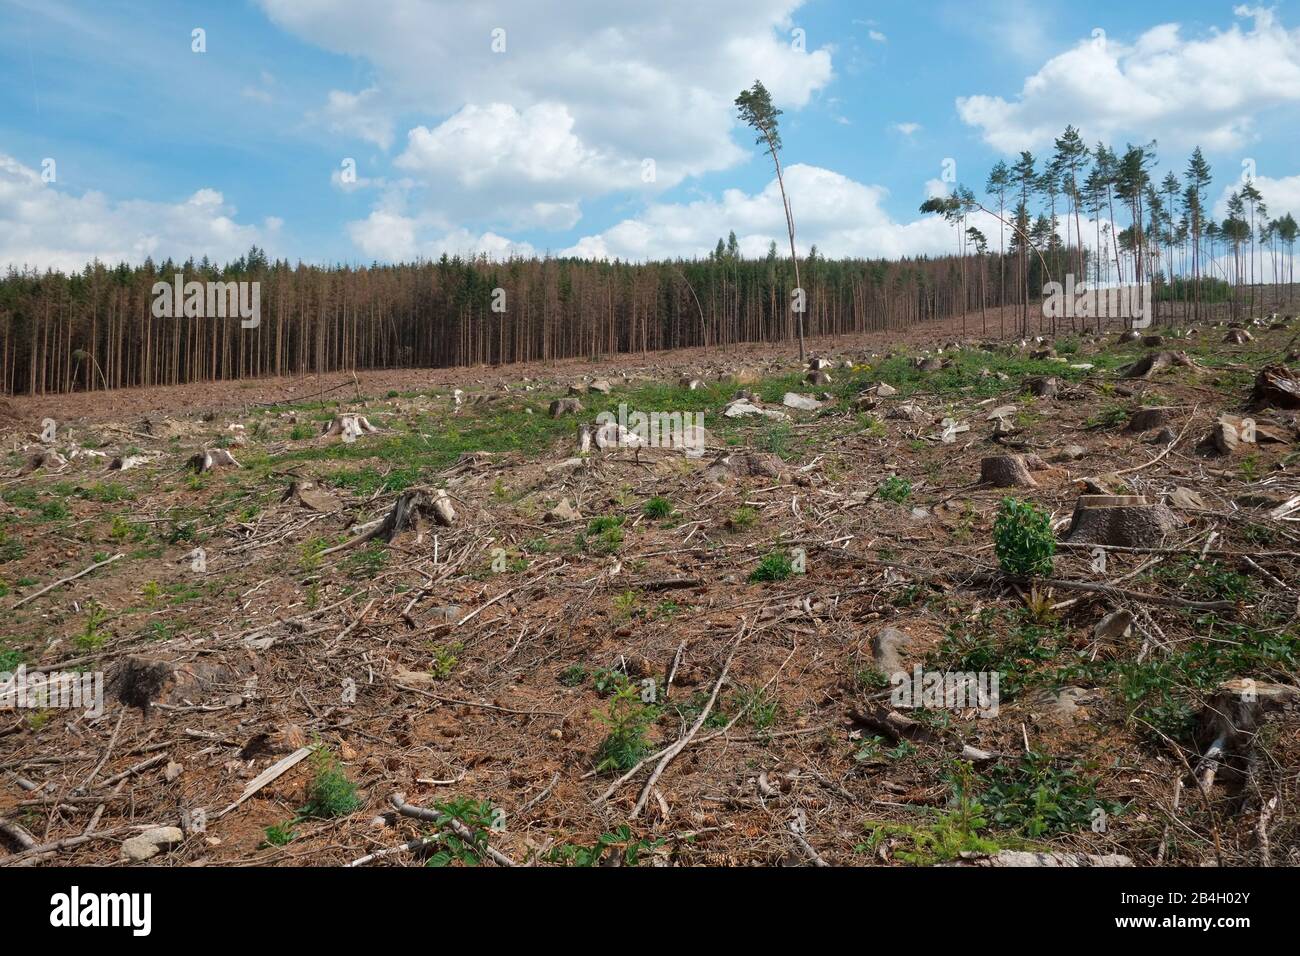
[2, 306, 1299, 868]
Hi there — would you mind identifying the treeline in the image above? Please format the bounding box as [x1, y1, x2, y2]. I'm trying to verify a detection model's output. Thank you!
[922, 127, 1299, 333]
[0, 245, 1038, 395]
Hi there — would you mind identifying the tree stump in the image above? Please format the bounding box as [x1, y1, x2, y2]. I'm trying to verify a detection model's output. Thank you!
[322, 414, 378, 440]
[189, 448, 241, 473]
[1121, 350, 1197, 379]
[1125, 406, 1172, 433]
[1250, 364, 1300, 410]
[979, 454, 1037, 488]
[1025, 376, 1059, 398]
[1062, 494, 1180, 547]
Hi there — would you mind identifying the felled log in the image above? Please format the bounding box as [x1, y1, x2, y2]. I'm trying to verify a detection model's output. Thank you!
[979, 454, 1037, 488]
[188, 448, 241, 473]
[1062, 494, 1180, 547]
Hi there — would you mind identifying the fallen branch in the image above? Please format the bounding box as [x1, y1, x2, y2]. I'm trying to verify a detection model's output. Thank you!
[12, 553, 124, 608]
[389, 793, 516, 866]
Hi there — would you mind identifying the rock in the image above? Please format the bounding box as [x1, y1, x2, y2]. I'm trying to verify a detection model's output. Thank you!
[1053, 444, 1087, 462]
[589, 379, 612, 395]
[1063, 495, 1181, 547]
[1165, 487, 1206, 512]
[874, 382, 898, 398]
[121, 827, 184, 862]
[985, 404, 1018, 421]
[705, 451, 784, 483]
[1204, 418, 1239, 456]
[163, 761, 184, 783]
[546, 498, 582, 523]
[782, 392, 822, 411]
[886, 402, 928, 423]
[549, 397, 583, 418]
[1125, 406, 1172, 433]
[568, 383, 588, 396]
[723, 399, 788, 421]
[871, 627, 917, 675]
[979, 454, 1038, 488]
[1250, 364, 1300, 410]
[1094, 609, 1133, 642]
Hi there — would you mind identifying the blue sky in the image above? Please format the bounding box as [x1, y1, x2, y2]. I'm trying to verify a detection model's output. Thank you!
[2, 0, 1299, 271]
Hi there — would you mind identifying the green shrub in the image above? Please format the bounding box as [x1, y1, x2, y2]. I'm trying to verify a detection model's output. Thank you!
[299, 748, 361, 819]
[749, 550, 794, 582]
[877, 475, 912, 503]
[993, 497, 1054, 577]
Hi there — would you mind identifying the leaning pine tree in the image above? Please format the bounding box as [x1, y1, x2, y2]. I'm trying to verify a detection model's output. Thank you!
[735, 80, 805, 361]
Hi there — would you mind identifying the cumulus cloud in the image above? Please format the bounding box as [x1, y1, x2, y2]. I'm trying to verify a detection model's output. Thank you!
[257, 0, 833, 240]
[957, 7, 1300, 152]
[347, 209, 536, 262]
[0, 154, 279, 272]
[1213, 173, 1300, 222]
[558, 164, 989, 262]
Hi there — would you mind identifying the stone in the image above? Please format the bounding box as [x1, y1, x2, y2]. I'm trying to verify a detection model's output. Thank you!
[121, 826, 184, 862]
[1093, 609, 1133, 642]
[1205, 418, 1239, 455]
[870, 627, 917, 675]
[589, 380, 612, 395]
[546, 498, 582, 522]
[874, 382, 898, 398]
[1054, 444, 1087, 462]
[782, 392, 822, 411]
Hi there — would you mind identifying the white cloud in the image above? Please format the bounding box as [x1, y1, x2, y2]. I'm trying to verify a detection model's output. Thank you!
[892, 121, 922, 137]
[1213, 173, 1300, 222]
[868, 30, 887, 43]
[558, 163, 986, 261]
[314, 87, 396, 150]
[347, 209, 536, 262]
[258, 0, 833, 240]
[957, 7, 1300, 152]
[0, 153, 279, 272]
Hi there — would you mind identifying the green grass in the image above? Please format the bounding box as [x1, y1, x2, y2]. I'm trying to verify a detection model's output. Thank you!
[749, 550, 795, 582]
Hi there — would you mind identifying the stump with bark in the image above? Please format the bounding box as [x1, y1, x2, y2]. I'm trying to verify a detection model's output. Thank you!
[1125, 406, 1172, 433]
[1062, 494, 1181, 547]
[322, 414, 378, 441]
[980, 454, 1037, 488]
[1250, 364, 1300, 410]
[189, 448, 241, 473]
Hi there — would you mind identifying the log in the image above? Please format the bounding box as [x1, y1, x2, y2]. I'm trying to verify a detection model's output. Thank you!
[1062, 494, 1181, 547]
[1125, 406, 1172, 433]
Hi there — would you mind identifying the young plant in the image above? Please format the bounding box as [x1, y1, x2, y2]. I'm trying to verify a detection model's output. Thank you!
[593, 685, 657, 773]
[749, 550, 794, 582]
[993, 497, 1054, 577]
[299, 747, 361, 819]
